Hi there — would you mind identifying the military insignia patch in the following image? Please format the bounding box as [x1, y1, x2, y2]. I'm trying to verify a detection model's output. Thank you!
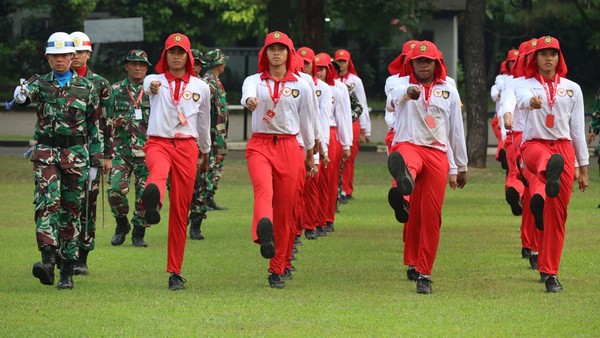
[73, 37, 81, 47]
[273, 32, 282, 39]
[557, 88, 566, 97]
[316, 90, 321, 97]
[544, 36, 552, 44]
[433, 89, 442, 97]
[174, 35, 182, 42]
[409, 42, 416, 50]
[56, 40, 64, 49]
[282, 87, 292, 96]
[566, 89, 574, 97]
[419, 43, 428, 53]
[531, 40, 537, 47]
[193, 93, 200, 102]
[315, 56, 320, 63]
[292, 89, 300, 98]
[183, 91, 192, 100]
[300, 50, 307, 56]
[442, 91, 450, 99]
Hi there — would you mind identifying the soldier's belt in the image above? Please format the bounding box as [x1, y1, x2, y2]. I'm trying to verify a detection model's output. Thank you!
[37, 135, 86, 148]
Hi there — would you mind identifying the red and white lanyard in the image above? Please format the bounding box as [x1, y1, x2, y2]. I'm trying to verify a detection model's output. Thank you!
[541, 74, 559, 111]
[126, 85, 144, 108]
[168, 79, 187, 107]
[265, 79, 286, 108]
[420, 83, 435, 112]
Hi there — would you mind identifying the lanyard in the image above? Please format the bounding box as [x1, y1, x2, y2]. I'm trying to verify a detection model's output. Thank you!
[265, 79, 286, 108]
[541, 74, 559, 112]
[420, 83, 435, 112]
[168, 79, 187, 107]
[126, 85, 144, 108]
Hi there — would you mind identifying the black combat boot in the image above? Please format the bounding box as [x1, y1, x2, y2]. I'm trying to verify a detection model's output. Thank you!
[189, 215, 204, 240]
[207, 193, 228, 211]
[132, 226, 148, 247]
[111, 216, 131, 246]
[73, 249, 89, 275]
[32, 246, 56, 285]
[57, 259, 75, 290]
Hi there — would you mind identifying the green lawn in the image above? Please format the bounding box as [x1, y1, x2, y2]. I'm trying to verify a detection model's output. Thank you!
[0, 155, 599, 336]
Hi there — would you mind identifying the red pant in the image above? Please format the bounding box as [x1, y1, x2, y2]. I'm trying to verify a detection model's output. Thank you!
[521, 139, 575, 275]
[391, 143, 449, 276]
[341, 120, 361, 196]
[302, 166, 321, 230]
[288, 146, 307, 267]
[144, 137, 198, 274]
[520, 166, 542, 252]
[504, 132, 524, 196]
[246, 134, 302, 275]
[491, 115, 504, 161]
[320, 127, 342, 224]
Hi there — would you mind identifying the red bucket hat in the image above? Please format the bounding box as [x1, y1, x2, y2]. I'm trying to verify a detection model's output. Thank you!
[388, 40, 417, 76]
[155, 33, 195, 75]
[525, 36, 568, 78]
[405, 40, 447, 83]
[334, 49, 357, 76]
[257, 31, 296, 73]
[314, 52, 335, 86]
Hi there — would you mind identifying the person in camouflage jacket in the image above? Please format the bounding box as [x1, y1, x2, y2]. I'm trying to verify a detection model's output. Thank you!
[189, 49, 229, 239]
[13, 32, 103, 289]
[69, 31, 114, 276]
[108, 50, 152, 247]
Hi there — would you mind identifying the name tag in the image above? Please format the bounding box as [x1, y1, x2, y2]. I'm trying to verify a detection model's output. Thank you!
[135, 108, 142, 120]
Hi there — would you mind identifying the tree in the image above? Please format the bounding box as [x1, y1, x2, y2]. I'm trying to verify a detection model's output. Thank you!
[464, 0, 488, 168]
[298, 0, 326, 52]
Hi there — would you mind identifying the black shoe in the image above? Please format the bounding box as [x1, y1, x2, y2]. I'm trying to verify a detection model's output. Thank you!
[207, 198, 228, 211]
[316, 225, 327, 237]
[545, 275, 563, 292]
[189, 216, 204, 240]
[289, 264, 296, 272]
[268, 273, 285, 289]
[407, 267, 419, 281]
[545, 154, 564, 198]
[292, 245, 298, 254]
[282, 268, 293, 280]
[32, 246, 56, 286]
[521, 248, 532, 259]
[416, 275, 432, 294]
[531, 194, 545, 231]
[56, 259, 74, 290]
[304, 229, 317, 240]
[168, 273, 186, 291]
[339, 193, 348, 204]
[505, 187, 523, 216]
[294, 235, 303, 246]
[529, 254, 538, 270]
[73, 249, 89, 275]
[540, 272, 551, 283]
[388, 152, 414, 196]
[324, 221, 335, 232]
[388, 187, 409, 223]
[111, 217, 131, 246]
[132, 226, 148, 247]
[499, 148, 508, 170]
[257, 217, 275, 259]
[142, 183, 161, 224]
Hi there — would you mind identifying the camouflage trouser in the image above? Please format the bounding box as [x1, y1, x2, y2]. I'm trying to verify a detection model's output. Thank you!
[189, 151, 223, 217]
[79, 166, 101, 251]
[32, 145, 88, 260]
[107, 155, 149, 228]
[206, 153, 224, 196]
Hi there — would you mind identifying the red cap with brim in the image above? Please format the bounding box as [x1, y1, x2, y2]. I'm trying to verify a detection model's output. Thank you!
[525, 36, 568, 78]
[405, 40, 447, 83]
[334, 49, 357, 76]
[314, 53, 335, 86]
[155, 33, 195, 75]
[257, 31, 296, 73]
[388, 40, 417, 76]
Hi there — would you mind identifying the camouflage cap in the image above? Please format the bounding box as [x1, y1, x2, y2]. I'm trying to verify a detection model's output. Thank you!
[123, 49, 151, 66]
[203, 49, 228, 68]
[191, 48, 203, 62]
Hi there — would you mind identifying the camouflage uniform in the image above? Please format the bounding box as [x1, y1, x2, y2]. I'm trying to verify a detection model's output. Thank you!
[590, 88, 600, 158]
[78, 68, 113, 254]
[27, 72, 102, 261]
[189, 49, 228, 237]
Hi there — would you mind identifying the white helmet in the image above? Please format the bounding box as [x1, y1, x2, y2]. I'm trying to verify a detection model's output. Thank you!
[70, 31, 92, 52]
[45, 32, 76, 55]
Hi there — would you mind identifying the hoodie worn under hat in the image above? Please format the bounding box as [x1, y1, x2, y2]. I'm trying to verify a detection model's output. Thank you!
[334, 49, 357, 77]
[257, 31, 297, 81]
[511, 38, 538, 78]
[499, 49, 519, 75]
[405, 40, 447, 85]
[525, 35, 568, 79]
[155, 33, 195, 78]
[388, 40, 417, 76]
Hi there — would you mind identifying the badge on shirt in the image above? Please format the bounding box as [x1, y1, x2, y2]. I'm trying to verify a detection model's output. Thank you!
[262, 109, 276, 124]
[292, 89, 299, 98]
[442, 91, 450, 99]
[545, 114, 554, 128]
[316, 90, 321, 97]
[193, 93, 200, 102]
[178, 112, 188, 126]
[183, 91, 192, 100]
[566, 90, 574, 97]
[425, 115, 436, 128]
[282, 87, 292, 96]
[135, 108, 143, 120]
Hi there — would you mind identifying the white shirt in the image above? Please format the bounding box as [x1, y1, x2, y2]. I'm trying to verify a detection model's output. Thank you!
[498, 76, 527, 138]
[241, 72, 315, 150]
[296, 72, 321, 148]
[340, 73, 371, 136]
[515, 76, 589, 166]
[387, 77, 468, 175]
[332, 80, 353, 149]
[314, 79, 333, 155]
[143, 74, 211, 154]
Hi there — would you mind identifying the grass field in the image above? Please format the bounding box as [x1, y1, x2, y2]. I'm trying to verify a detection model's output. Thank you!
[1, 154, 599, 337]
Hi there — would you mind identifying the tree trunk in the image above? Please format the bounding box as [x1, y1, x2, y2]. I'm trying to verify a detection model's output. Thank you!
[268, 0, 292, 33]
[464, 0, 488, 168]
[299, 0, 326, 52]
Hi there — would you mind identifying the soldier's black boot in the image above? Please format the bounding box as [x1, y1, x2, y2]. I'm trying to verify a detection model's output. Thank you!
[32, 246, 56, 285]
[111, 216, 131, 246]
[131, 226, 148, 247]
[207, 192, 228, 211]
[73, 249, 89, 275]
[57, 259, 75, 290]
[189, 215, 204, 240]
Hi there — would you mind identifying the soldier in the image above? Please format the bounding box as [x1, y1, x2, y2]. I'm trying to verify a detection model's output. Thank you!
[108, 50, 152, 247]
[189, 49, 229, 240]
[191, 49, 204, 77]
[69, 31, 114, 275]
[13, 32, 102, 289]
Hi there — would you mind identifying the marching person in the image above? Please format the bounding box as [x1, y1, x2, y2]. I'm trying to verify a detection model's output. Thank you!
[334, 49, 370, 203]
[108, 50, 152, 248]
[191, 49, 204, 77]
[188, 49, 230, 240]
[14, 32, 102, 289]
[241, 31, 315, 289]
[515, 36, 588, 292]
[142, 33, 211, 290]
[69, 31, 114, 275]
[386, 41, 468, 294]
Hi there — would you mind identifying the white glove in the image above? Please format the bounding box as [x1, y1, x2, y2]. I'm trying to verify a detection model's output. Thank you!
[13, 79, 29, 104]
[88, 167, 98, 191]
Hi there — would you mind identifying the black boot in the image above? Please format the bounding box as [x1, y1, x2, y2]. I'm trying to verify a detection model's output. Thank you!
[32, 246, 56, 285]
[207, 195, 228, 211]
[189, 216, 204, 240]
[132, 226, 148, 247]
[111, 216, 131, 246]
[57, 259, 75, 290]
[73, 249, 89, 275]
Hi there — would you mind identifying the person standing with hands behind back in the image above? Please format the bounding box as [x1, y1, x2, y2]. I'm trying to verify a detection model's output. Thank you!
[143, 33, 211, 291]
